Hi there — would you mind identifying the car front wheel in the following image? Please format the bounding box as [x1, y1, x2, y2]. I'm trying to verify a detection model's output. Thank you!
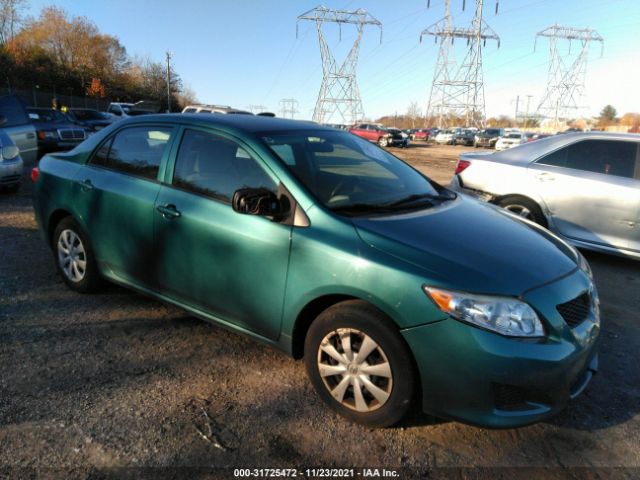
[378, 137, 389, 147]
[305, 301, 416, 427]
[53, 217, 102, 293]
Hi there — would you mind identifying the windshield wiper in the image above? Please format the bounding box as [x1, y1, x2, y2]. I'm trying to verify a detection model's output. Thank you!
[328, 203, 396, 215]
[384, 192, 455, 208]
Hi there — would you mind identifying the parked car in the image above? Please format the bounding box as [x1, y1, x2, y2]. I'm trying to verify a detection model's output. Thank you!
[27, 107, 90, 157]
[529, 133, 552, 142]
[0, 95, 37, 164]
[33, 114, 600, 429]
[386, 128, 410, 148]
[0, 127, 23, 192]
[348, 123, 392, 147]
[495, 132, 526, 151]
[434, 128, 458, 145]
[107, 102, 134, 118]
[474, 128, 504, 148]
[64, 108, 115, 132]
[411, 129, 431, 141]
[108, 100, 160, 119]
[450, 132, 640, 258]
[182, 104, 253, 115]
[453, 129, 475, 146]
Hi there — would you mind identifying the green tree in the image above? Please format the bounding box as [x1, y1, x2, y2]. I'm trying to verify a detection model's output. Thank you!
[599, 105, 617, 123]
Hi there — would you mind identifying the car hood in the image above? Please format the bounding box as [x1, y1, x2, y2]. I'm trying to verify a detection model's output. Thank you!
[352, 195, 578, 295]
[32, 121, 85, 131]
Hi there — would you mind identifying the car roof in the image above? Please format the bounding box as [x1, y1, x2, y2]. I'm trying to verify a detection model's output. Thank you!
[118, 113, 326, 135]
[465, 132, 640, 165]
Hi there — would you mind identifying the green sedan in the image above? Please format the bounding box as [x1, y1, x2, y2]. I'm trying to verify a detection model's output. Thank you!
[32, 114, 600, 428]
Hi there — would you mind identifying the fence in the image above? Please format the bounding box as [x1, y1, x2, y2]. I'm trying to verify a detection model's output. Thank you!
[0, 87, 110, 112]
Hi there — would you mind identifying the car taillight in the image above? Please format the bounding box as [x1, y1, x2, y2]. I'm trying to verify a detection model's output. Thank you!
[455, 159, 471, 175]
[31, 167, 40, 183]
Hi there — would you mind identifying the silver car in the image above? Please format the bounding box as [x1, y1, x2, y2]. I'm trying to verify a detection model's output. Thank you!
[450, 132, 640, 259]
[0, 129, 23, 192]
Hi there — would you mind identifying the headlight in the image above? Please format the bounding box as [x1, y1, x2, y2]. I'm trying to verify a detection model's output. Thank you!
[37, 131, 58, 140]
[575, 249, 593, 280]
[424, 287, 545, 337]
[1, 145, 20, 161]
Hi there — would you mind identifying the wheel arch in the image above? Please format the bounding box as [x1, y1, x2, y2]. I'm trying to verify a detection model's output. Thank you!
[47, 209, 74, 245]
[290, 294, 405, 360]
[491, 193, 550, 227]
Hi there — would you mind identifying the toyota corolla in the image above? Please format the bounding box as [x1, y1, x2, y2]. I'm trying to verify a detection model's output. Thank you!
[32, 114, 600, 428]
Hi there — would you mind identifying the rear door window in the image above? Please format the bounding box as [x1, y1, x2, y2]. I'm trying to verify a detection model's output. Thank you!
[538, 140, 637, 178]
[90, 126, 173, 180]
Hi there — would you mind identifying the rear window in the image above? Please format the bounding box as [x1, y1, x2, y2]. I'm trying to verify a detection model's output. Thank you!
[90, 126, 173, 180]
[0, 96, 30, 127]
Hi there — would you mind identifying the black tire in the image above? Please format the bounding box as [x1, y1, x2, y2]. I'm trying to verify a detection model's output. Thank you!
[52, 216, 103, 293]
[497, 195, 548, 228]
[304, 300, 416, 428]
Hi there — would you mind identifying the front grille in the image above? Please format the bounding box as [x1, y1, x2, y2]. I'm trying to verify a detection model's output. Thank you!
[557, 292, 591, 328]
[57, 129, 86, 141]
[0, 174, 21, 184]
[492, 383, 550, 411]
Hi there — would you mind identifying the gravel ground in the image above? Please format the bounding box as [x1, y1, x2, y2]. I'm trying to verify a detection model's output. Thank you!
[1, 143, 639, 479]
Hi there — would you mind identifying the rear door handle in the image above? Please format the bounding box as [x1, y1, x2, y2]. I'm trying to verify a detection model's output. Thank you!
[78, 179, 94, 191]
[156, 204, 181, 219]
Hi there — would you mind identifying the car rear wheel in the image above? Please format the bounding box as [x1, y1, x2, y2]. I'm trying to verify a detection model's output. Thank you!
[53, 217, 102, 293]
[304, 300, 416, 427]
[497, 196, 548, 227]
[378, 137, 389, 147]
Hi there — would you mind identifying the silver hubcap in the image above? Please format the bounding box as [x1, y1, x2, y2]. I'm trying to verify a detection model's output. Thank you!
[317, 328, 393, 412]
[504, 204, 532, 219]
[57, 229, 86, 283]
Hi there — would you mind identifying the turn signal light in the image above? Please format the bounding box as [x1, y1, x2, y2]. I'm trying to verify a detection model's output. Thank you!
[31, 167, 40, 183]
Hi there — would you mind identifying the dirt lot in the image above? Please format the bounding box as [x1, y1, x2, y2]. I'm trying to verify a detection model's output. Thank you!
[1, 143, 639, 478]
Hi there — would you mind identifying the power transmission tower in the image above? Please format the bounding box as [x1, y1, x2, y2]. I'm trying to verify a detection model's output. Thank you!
[421, 0, 500, 129]
[534, 25, 604, 126]
[297, 6, 382, 125]
[279, 98, 299, 119]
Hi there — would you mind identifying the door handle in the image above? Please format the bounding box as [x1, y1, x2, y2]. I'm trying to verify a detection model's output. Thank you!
[156, 204, 181, 219]
[78, 179, 94, 192]
[536, 172, 555, 182]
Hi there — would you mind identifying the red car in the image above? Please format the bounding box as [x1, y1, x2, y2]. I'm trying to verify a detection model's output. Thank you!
[348, 123, 391, 147]
[411, 129, 430, 141]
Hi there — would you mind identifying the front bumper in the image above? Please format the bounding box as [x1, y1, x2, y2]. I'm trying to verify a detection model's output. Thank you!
[402, 269, 599, 428]
[0, 158, 23, 186]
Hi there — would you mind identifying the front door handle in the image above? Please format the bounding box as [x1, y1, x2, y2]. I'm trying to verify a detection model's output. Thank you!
[78, 179, 94, 192]
[536, 172, 555, 182]
[156, 204, 181, 219]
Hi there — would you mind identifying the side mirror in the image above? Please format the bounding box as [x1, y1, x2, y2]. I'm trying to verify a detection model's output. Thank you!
[232, 188, 288, 218]
[0, 115, 7, 127]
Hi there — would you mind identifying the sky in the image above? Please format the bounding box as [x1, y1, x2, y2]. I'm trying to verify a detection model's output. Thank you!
[25, 0, 640, 122]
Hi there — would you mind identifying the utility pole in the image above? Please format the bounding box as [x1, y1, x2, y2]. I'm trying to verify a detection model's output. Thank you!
[421, 0, 500, 129]
[166, 51, 172, 113]
[513, 95, 520, 126]
[534, 25, 603, 125]
[297, 6, 382, 125]
[279, 98, 299, 119]
[524, 94, 533, 128]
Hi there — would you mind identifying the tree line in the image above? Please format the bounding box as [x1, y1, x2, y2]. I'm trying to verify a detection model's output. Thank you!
[0, 1, 197, 111]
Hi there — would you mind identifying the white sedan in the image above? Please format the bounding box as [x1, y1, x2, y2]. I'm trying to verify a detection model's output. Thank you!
[449, 132, 640, 259]
[495, 132, 526, 151]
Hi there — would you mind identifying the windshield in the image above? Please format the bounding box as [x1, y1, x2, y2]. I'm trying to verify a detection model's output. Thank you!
[28, 109, 69, 123]
[483, 129, 501, 136]
[262, 130, 449, 215]
[506, 133, 522, 139]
